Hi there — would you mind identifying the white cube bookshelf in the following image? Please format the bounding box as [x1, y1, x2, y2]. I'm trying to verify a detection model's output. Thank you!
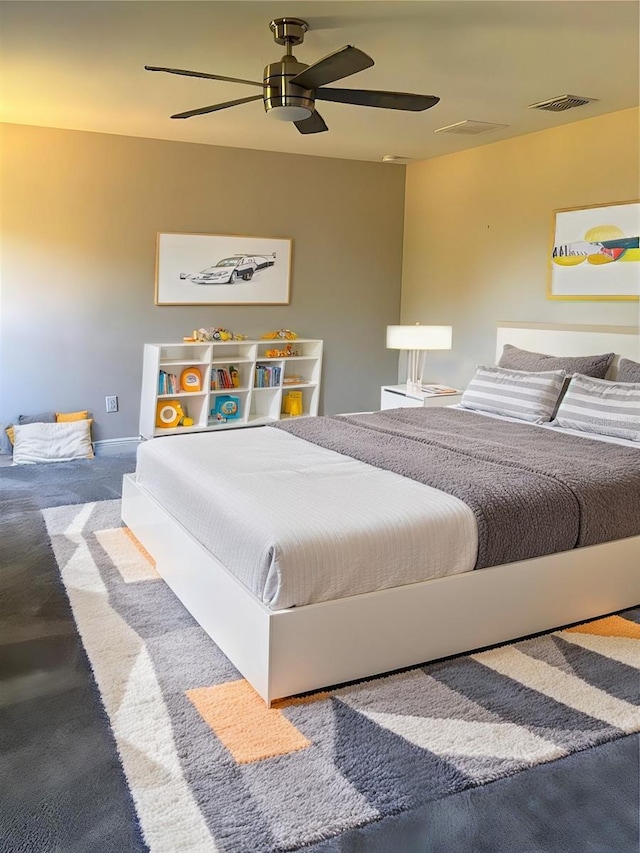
[139, 339, 323, 439]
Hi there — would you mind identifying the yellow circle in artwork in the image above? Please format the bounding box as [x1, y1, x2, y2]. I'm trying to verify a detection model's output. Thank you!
[587, 253, 615, 265]
[583, 224, 625, 242]
[552, 256, 586, 266]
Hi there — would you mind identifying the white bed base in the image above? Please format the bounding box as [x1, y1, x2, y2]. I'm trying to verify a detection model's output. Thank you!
[122, 472, 640, 706]
[122, 323, 640, 706]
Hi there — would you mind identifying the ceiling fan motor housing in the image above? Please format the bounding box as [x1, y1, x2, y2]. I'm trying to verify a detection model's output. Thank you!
[264, 57, 315, 121]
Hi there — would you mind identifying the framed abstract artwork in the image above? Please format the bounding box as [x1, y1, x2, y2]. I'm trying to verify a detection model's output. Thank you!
[547, 200, 639, 301]
[155, 232, 292, 305]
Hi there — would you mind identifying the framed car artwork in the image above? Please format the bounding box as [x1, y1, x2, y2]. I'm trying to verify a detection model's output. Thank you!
[155, 232, 292, 305]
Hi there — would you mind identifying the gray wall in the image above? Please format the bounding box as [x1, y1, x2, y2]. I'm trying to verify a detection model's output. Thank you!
[0, 124, 406, 441]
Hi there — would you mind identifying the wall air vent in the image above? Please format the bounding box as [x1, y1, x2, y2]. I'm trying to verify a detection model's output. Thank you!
[434, 120, 508, 136]
[528, 95, 598, 112]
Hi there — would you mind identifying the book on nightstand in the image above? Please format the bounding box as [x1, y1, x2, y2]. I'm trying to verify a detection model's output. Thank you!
[420, 384, 459, 396]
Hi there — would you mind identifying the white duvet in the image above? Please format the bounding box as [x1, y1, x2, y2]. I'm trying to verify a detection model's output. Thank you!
[134, 427, 478, 610]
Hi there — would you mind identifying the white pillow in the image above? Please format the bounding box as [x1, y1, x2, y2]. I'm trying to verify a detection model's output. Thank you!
[459, 365, 565, 423]
[12, 420, 94, 464]
[553, 374, 640, 442]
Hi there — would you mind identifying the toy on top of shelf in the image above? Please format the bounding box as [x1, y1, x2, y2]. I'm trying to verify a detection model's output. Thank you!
[208, 326, 247, 341]
[186, 327, 248, 342]
[262, 329, 298, 340]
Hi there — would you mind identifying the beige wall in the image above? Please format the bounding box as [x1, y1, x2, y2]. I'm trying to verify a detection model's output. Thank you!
[401, 108, 640, 389]
[0, 124, 406, 441]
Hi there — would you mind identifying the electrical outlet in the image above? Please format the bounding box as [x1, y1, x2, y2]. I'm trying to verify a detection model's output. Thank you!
[105, 396, 118, 413]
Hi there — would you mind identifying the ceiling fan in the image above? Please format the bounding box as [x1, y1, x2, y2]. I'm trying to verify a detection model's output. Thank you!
[145, 17, 439, 134]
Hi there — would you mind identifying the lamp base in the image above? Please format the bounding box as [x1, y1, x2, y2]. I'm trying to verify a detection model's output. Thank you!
[405, 349, 425, 395]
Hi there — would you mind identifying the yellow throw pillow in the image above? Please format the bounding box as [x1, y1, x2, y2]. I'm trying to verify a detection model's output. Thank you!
[6, 426, 15, 446]
[56, 411, 89, 422]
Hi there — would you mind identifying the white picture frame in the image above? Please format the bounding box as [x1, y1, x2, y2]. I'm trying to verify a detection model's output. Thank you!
[155, 232, 292, 306]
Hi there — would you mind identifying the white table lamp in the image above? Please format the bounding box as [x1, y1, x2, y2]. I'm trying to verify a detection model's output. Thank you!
[386, 323, 453, 393]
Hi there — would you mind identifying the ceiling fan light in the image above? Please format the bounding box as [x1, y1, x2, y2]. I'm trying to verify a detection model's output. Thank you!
[267, 105, 313, 121]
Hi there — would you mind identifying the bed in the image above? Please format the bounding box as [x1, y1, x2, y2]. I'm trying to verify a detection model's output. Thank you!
[122, 323, 640, 705]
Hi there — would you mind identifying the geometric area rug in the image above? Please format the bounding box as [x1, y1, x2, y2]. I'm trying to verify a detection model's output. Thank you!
[44, 500, 640, 853]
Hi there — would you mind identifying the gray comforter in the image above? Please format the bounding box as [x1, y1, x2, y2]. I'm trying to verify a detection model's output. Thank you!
[273, 408, 640, 569]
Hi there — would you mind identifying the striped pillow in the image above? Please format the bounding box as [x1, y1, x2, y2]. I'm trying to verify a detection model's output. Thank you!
[460, 365, 565, 423]
[553, 374, 640, 442]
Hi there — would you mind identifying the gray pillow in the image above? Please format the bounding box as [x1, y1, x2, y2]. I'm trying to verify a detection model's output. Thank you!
[18, 412, 56, 425]
[1, 412, 57, 455]
[0, 424, 13, 455]
[498, 345, 615, 379]
[617, 357, 640, 383]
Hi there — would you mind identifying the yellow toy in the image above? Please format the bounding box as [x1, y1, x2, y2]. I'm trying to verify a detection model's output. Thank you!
[156, 401, 194, 429]
[262, 329, 298, 340]
[185, 328, 248, 342]
[199, 327, 248, 341]
[283, 390, 303, 416]
[265, 344, 298, 358]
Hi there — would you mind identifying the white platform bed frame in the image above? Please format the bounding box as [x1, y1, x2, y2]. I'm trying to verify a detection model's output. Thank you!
[122, 323, 640, 706]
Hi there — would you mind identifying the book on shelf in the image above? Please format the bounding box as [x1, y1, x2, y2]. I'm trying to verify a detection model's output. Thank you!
[420, 384, 459, 396]
[255, 364, 281, 388]
[211, 366, 240, 391]
[158, 370, 180, 394]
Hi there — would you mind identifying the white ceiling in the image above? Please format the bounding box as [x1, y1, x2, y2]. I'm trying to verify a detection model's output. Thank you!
[1, 1, 638, 163]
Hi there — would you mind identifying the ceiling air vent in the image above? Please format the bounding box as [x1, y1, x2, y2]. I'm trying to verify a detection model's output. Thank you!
[434, 120, 508, 136]
[382, 155, 413, 164]
[528, 95, 598, 112]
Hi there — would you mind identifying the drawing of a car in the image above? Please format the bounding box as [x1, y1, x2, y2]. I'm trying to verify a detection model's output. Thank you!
[180, 253, 276, 284]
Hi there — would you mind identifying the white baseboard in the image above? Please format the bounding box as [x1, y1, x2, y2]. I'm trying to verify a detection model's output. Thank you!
[94, 437, 140, 455]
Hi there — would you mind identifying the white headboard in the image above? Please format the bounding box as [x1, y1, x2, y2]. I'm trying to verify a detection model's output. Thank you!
[496, 323, 639, 372]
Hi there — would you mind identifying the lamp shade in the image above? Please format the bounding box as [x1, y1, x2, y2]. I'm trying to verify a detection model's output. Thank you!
[386, 324, 452, 351]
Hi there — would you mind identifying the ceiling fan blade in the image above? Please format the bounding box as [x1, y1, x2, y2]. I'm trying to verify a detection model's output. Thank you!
[171, 95, 263, 119]
[145, 65, 262, 88]
[289, 46, 374, 89]
[294, 110, 329, 135]
[316, 88, 439, 111]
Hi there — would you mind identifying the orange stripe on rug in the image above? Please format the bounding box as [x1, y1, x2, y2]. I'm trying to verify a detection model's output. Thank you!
[565, 615, 640, 640]
[94, 528, 159, 583]
[272, 691, 332, 710]
[186, 680, 312, 764]
[123, 527, 156, 566]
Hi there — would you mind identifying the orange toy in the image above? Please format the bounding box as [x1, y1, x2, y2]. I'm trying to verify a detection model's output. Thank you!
[180, 367, 202, 392]
[156, 401, 194, 429]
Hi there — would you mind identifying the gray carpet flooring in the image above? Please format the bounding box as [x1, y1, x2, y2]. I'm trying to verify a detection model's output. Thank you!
[0, 451, 638, 853]
[0, 452, 146, 853]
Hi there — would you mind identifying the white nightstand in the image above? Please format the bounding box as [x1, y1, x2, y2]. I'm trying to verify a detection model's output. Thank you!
[380, 384, 463, 410]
